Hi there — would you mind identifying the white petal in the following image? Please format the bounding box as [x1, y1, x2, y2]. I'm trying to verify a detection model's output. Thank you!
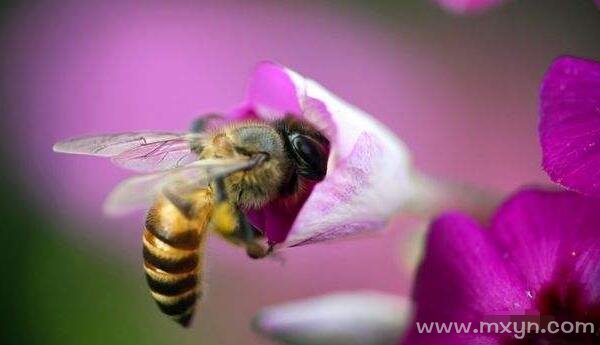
[280, 66, 415, 246]
[253, 291, 412, 345]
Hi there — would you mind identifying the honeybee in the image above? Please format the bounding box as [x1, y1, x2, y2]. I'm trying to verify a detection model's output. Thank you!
[53, 114, 330, 327]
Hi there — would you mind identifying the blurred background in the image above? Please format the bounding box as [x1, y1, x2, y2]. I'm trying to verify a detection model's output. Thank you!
[0, 0, 598, 344]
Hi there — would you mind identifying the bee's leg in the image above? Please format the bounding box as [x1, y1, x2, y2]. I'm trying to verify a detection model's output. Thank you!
[211, 176, 271, 259]
[211, 177, 239, 237]
[234, 209, 272, 259]
[190, 113, 224, 133]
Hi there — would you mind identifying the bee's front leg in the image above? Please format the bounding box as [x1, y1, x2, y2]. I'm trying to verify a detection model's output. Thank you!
[220, 205, 271, 259]
[213, 206, 271, 259]
[238, 215, 272, 260]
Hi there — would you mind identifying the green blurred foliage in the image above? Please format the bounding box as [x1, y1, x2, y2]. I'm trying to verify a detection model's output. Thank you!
[0, 0, 165, 337]
[0, 170, 175, 344]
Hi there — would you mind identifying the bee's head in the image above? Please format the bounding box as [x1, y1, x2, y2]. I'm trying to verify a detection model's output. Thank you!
[219, 117, 330, 207]
[275, 116, 330, 182]
[222, 123, 291, 207]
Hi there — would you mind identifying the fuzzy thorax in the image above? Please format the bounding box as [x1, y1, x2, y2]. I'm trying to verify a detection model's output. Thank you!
[201, 121, 292, 209]
[224, 157, 289, 209]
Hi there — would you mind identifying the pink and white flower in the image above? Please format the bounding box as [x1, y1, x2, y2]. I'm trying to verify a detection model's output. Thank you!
[229, 62, 416, 247]
[229, 62, 495, 248]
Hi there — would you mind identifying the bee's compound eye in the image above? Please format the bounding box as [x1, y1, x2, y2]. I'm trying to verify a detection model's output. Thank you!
[290, 134, 328, 181]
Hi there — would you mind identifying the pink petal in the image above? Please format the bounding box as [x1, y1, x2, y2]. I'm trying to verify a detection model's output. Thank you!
[433, 0, 507, 15]
[414, 213, 531, 316]
[241, 62, 413, 246]
[539, 56, 600, 197]
[244, 61, 302, 116]
[406, 189, 600, 344]
[405, 212, 531, 343]
[490, 189, 600, 304]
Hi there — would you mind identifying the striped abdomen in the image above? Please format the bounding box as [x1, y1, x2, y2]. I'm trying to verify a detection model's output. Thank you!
[142, 193, 211, 327]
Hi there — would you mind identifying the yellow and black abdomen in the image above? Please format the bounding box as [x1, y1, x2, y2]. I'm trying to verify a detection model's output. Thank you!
[142, 193, 211, 327]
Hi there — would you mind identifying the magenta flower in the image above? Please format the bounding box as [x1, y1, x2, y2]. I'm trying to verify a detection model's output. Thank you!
[433, 0, 508, 15]
[539, 56, 600, 197]
[404, 188, 600, 344]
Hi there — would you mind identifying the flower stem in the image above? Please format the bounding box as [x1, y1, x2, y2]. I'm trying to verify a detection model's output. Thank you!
[403, 171, 503, 224]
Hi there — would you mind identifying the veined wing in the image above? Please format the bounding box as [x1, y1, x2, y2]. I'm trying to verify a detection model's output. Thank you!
[53, 131, 184, 156]
[103, 157, 262, 216]
[53, 131, 204, 172]
[111, 137, 201, 172]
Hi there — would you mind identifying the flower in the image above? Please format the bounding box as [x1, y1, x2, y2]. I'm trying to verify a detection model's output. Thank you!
[433, 0, 508, 15]
[539, 56, 600, 197]
[231, 62, 415, 247]
[404, 188, 600, 344]
[253, 291, 412, 345]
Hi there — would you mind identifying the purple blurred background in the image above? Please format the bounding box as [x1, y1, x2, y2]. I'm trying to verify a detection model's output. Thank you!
[0, 0, 599, 344]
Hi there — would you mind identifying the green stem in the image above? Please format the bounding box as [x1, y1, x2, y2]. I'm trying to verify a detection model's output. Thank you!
[403, 170, 504, 224]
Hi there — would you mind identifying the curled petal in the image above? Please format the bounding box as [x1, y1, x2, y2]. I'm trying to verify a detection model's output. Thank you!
[253, 291, 412, 345]
[288, 132, 395, 246]
[539, 56, 600, 197]
[244, 62, 303, 116]
[238, 62, 414, 246]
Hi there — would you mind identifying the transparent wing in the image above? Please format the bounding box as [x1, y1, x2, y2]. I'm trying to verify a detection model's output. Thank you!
[103, 157, 260, 216]
[53, 131, 205, 172]
[111, 137, 200, 172]
[53, 131, 185, 156]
